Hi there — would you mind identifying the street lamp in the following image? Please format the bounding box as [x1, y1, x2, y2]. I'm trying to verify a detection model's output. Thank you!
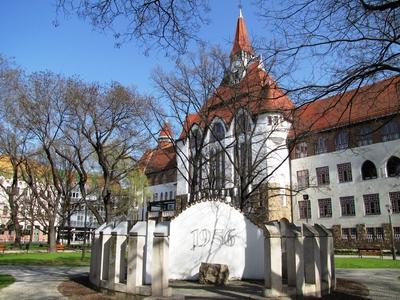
[303, 194, 309, 223]
[385, 204, 397, 260]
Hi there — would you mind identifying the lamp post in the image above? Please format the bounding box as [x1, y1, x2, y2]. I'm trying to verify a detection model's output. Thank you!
[303, 194, 309, 223]
[385, 204, 396, 260]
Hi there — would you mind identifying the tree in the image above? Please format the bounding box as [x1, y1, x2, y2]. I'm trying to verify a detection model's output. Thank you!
[0, 56, 30, 248]
[254, 0, 400, 104]
[69, 81, 152, 222]
[56, 0, 210, 54]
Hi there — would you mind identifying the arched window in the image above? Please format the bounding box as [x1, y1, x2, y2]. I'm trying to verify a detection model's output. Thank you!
[361, 160, 377, 180]
[209, 122, 225, 143]
[315, 136, 327, 154]
[235, 113, 252, 188]
[209, 122, 226, 189]
[189, 127, 202, 192]
[335, 131, 349, 150]
[387, 156, 400, 177]
[382, 120, 400, 141]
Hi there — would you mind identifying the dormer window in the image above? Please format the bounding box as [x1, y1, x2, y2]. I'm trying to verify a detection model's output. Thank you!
[335, 131, 349, 150]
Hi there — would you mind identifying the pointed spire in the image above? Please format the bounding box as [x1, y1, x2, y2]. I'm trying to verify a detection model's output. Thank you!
[230, 9, 255, 57]
[158, 122, 173, 148]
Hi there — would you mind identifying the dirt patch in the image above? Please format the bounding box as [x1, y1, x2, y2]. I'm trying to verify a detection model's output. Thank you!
[58, 275, 115, 300]
[58, 276, 369, 299]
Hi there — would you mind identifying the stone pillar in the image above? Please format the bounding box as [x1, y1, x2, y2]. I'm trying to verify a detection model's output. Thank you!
[89, 223, 108, 286]
[264, 223, 283, 297]
[144, 220, 156, 284]
[295, 234, 305, 295]
[108, 221, 128, 288]
[356, 224, 367, 241]
[314, 224, 334, 295]
[281, 220, 302, 295]
[303, 224, 321, 298]
[151, 232, 171, 297]
[127, 221, 147, 294]
[99, 224, 113, 282]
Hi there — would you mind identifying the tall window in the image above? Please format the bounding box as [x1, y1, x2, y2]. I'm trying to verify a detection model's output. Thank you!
[315, 136, 327, 154]
[318, 198, 332, 218]
[189, 128, 202, 191]
[382, 120, 400, 141]
[361, 160, 377, 180]
[295, 142, 308, 158]
[337, 163, 352, 183]
[235, 113, 252, 183]
[358, 127, 373, 146]
[340, 196, 356, 216]
[363, 193, 381, 215]
[335, 131, 349, 150]
[209, 122, 226, 189]
[316, 166, 330, 185]
[389, 191, 400, 213]
[367, 227, 383, 241]
[387, 156, 400, 177]
[299, 200, 311, 219]
[342, 228, 357, 240]
[297, 170, 309, 189]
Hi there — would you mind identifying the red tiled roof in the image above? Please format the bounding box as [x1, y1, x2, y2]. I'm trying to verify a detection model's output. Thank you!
[140, 144, 176, 174]
[292, 77, 400, 136]
[231, 13, 255, 57]
[178, 61, 294, 139]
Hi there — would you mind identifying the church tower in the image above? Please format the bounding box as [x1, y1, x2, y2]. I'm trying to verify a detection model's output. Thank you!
[229, 9, 256, 83]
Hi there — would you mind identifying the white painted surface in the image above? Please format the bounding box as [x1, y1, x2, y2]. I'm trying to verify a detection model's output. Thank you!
[291, 139, 400, 228]
[169, 201, 265, 280]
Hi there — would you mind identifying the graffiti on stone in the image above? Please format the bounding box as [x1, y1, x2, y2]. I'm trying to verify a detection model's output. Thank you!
[190, 228, 236, 250]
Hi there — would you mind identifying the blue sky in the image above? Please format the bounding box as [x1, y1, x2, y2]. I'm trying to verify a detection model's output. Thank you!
[0, 0, 267, 95]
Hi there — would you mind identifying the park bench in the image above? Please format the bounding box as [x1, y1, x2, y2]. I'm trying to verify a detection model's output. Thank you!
[56, 243, 65, 251]
[358, 247, 383, 259]
[0, 243, 5, 253]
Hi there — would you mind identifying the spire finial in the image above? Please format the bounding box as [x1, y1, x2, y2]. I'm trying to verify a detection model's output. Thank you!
[239, 1, 243, 18]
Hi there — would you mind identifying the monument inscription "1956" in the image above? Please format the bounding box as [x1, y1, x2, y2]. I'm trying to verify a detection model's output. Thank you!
[190, 228, 236, 250]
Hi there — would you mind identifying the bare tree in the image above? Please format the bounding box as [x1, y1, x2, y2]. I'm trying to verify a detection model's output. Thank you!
[70, 82, 152, 222]
[56, 0, 210, 54]
[254, 0, 400, 103]
[0, 57, 30, 248]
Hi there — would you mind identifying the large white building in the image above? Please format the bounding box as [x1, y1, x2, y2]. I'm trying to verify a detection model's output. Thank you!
[143, 11, 400, 249]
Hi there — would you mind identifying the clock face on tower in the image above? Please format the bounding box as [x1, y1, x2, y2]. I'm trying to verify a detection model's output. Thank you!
[230, 59, 245, 83]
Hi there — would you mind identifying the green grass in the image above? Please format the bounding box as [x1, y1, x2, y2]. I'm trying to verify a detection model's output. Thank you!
[335, 257, 400, 269]
[0, 274, 16, 289]
[0, 252, 91, 267]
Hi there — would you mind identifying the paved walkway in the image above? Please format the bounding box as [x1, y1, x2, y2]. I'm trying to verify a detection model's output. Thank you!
[0, 266, 89, 300]
[336, 269, 400, 300]
[0, 267, 399, 299]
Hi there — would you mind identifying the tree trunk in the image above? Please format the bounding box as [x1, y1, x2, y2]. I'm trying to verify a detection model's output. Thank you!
[48, 219, 57, 253]
[10, 206, 22, 248]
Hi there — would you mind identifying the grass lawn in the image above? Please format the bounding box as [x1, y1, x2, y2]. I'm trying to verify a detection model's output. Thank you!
[335, 257, 400, 269]
[0, 274, 16, 289]
[0, 252, 91, 267]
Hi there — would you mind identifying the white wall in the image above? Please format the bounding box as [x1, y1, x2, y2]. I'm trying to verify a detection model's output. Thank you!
[291, 139, 400, 228]
[169, 201, 265, 280]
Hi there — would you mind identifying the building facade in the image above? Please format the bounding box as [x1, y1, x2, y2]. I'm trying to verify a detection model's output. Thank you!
[143, 11, 400, 249]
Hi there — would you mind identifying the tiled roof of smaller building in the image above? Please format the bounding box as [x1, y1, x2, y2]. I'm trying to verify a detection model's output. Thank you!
[140, 144, 176, 175]
[292, 77, 400, 136]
